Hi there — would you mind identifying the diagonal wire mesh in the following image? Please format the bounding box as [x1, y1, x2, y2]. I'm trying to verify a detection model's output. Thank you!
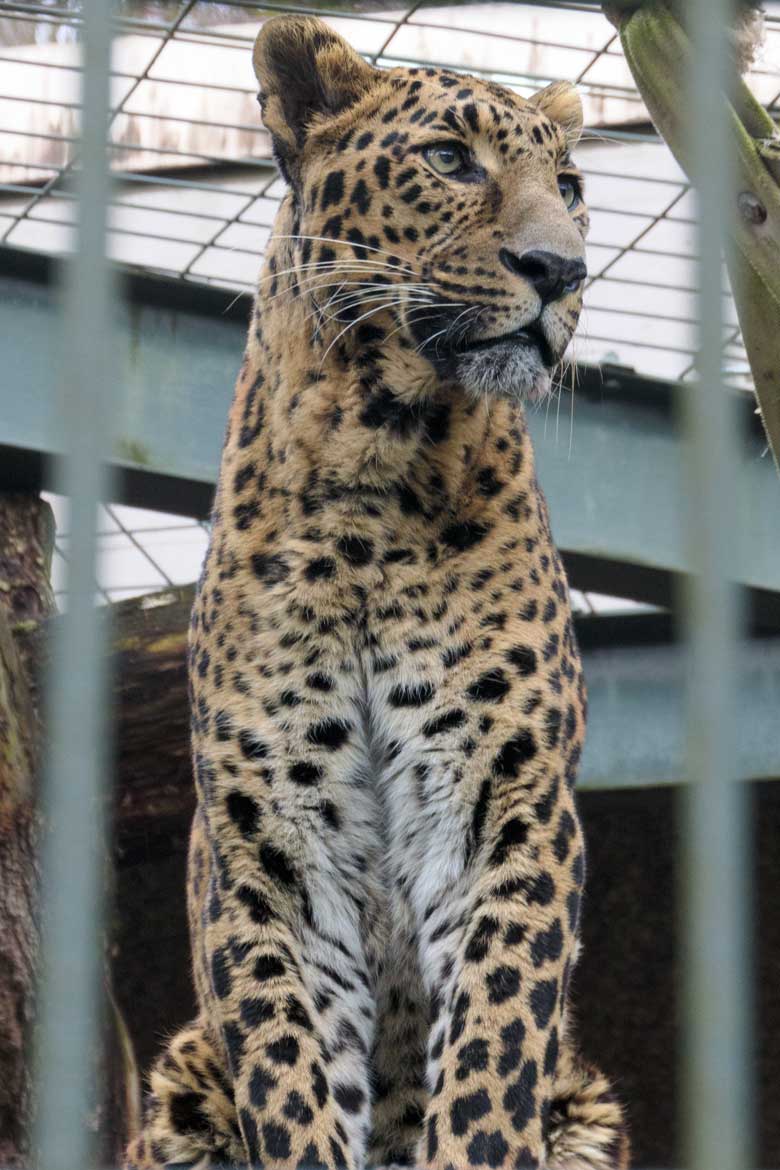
[45, 492, 212, 605]
[21, 4, 758, 1168]
[44, 489, 640, 617]
[4, 0, 776, 607]
[0, 0, 778, 391]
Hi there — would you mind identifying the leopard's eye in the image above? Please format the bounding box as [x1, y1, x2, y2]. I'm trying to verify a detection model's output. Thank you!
[424, 143, 469, 176]
[558, 176, 581, 210]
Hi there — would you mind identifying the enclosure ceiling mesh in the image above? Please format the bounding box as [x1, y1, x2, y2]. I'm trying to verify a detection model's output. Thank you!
[1, 0, 778, 609]
[43, 492, 643, 615]
[1, 0, 779, 389]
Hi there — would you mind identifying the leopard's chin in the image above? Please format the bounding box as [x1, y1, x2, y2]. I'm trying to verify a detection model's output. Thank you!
[453, 338, 553, 404]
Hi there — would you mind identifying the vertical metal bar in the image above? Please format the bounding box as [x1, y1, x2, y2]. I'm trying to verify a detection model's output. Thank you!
[35, 2, 116, 1168]
[684, 2, 752, 1169]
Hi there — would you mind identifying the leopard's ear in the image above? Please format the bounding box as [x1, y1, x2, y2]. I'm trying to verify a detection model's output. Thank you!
[253, 16, 379, 166]
[530, 81, 584, 148]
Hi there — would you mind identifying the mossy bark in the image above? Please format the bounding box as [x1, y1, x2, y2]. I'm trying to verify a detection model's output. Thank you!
[0, 494, 54, 1167]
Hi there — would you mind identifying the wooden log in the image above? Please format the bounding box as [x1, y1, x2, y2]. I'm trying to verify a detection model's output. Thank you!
[19, 585, 197, 841]
[93, 587, 196, 1158]
[11, 584, 199, 1120]
[112, 587, 196, 835]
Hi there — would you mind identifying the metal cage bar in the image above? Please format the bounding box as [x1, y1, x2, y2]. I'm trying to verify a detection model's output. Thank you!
[34, 2, 116, 1168]
[683, 1, 752, 1168]
[17, 0, 760, 1167]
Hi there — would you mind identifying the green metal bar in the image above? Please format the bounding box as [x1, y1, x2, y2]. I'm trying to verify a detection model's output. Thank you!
[581, 632, 780, 790]
[34, 2, 116, 1168]
[683, 1, 752, 1167]
[2, 258, 779, 616]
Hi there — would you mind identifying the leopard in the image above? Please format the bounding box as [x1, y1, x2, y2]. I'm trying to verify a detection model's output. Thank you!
[125, 15, 630, 1170]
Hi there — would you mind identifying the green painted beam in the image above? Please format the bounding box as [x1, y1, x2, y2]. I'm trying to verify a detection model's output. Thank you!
[1, 249, 241, 504]
[1, 246, 777, 614]
[580, 630, 780, 788]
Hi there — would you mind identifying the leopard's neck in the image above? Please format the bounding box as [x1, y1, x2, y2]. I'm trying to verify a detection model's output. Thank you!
[219, 243, 543, 539]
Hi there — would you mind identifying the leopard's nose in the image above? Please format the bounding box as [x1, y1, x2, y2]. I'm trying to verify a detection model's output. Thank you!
[499, 248, 586, 305]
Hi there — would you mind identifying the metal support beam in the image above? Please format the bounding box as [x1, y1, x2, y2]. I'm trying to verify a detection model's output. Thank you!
[579, 620, 780, 789]
[1, 246, 778, 615]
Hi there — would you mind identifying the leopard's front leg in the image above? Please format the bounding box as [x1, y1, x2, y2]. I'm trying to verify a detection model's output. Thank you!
[182, 594, 389, 1170]
[415, 773, 583, 1170]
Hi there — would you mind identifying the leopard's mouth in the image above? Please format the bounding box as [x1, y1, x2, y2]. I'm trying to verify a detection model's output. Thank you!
[456, 322, 555, 370]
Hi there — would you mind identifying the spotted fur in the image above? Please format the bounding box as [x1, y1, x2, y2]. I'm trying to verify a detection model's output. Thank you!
[125, 16, 629, 1169]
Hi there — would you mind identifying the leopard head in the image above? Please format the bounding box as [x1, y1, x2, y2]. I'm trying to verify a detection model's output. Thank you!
[253, 16, 588, 405]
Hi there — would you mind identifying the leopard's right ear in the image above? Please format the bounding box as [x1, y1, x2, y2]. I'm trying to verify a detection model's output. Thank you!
[253, 16, 379, 174]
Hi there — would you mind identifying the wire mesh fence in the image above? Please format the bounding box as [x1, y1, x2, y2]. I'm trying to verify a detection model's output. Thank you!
[1, 0, 779, 388]
[0, 0, 770, 1166]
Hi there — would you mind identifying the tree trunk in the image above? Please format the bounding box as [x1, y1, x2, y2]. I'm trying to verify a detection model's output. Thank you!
[0, 494, 55, 1168]
[0, 495, 164, 1163]
[0, 610, 39, 1167]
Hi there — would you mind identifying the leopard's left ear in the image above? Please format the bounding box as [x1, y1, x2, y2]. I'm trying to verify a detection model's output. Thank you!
[253, 16, 380, 173]
[530, 81, 584, 147]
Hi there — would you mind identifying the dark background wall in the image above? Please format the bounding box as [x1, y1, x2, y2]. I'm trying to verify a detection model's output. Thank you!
[113, 782, 779, 1168]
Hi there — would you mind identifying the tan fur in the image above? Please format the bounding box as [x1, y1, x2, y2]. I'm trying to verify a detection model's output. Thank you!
[126, 17, 629, 1170]
[530, 82, 584, 148]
